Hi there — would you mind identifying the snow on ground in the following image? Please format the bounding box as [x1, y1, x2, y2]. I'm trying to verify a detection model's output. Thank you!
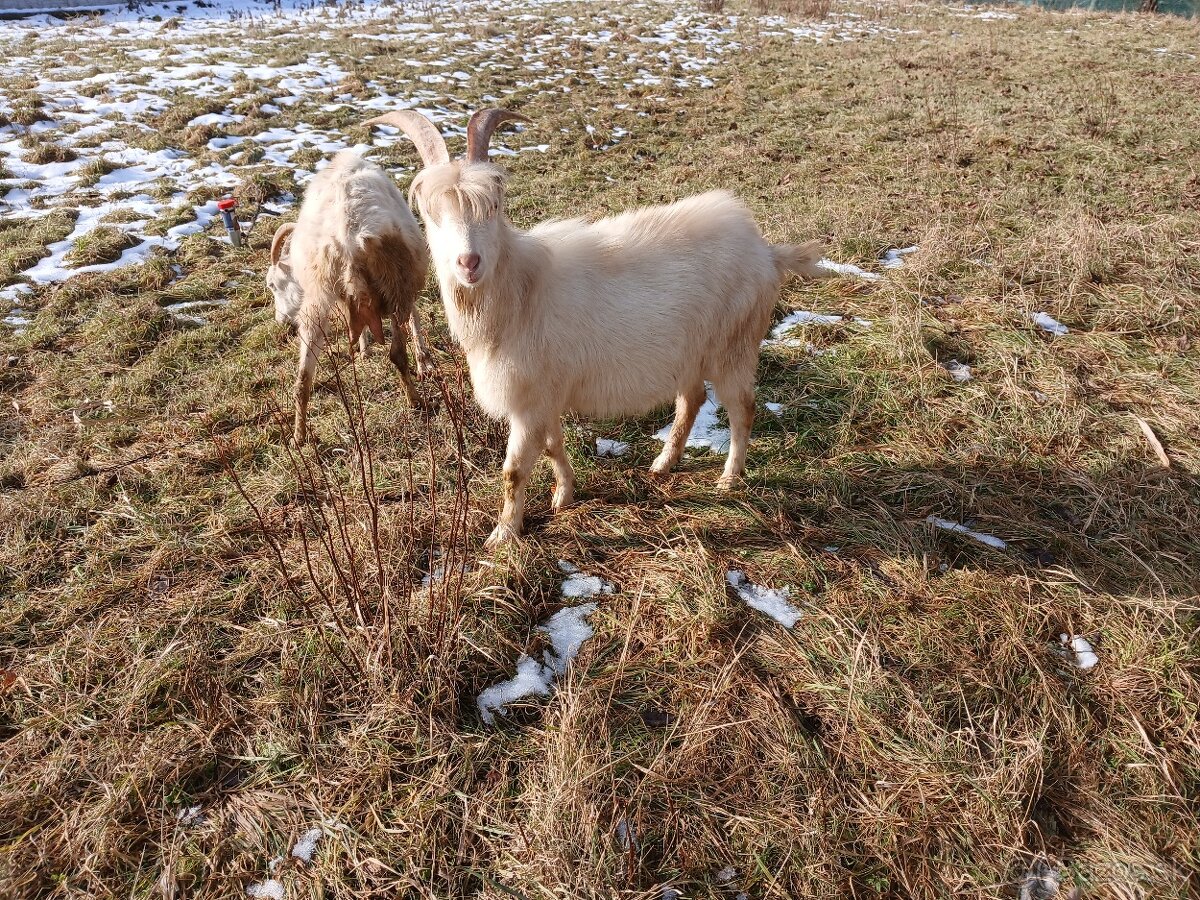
[176, 804, 205, 827]
[652, 383, 793, 455]
[246, 880, 284, 900]
[818, 258, 882, 281]
[595, 437, 630, 458]
[557, 559, 615, 600]
[818, 245, 919, 281]
[291, 826, 322, 862]
[1059, 633, 1099, 670]
[925, 515, 1008, 550]
[726, 569, 803, 628]
[880, 245, 919, 268]
[653, 383, 730, 454]
[419, 548, 470, 588]
[764, 309, 873, 348]
[943, 360, 972, 382]
[477, 561, 613, 725]
[615, 818, 636, 850]
[1030, 312, 1069, 336]
[0, 0, 904, 314]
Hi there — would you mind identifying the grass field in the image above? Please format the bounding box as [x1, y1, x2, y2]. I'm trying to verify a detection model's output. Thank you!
[2, 0, 1199, 897]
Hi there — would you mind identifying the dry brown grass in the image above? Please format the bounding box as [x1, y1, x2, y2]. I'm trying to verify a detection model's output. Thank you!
[1, 1, 1199, 899]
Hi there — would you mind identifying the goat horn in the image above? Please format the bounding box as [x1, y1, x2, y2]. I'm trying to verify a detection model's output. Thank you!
[270, 222, 295, 265]
[465, 108, 532, 164]
[365, 111, 450, 168]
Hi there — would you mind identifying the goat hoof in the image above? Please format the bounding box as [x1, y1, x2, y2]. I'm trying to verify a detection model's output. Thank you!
[410, 392, 438, 416]
[484, 523, 520, 549]
[716, 474, 741, 491]
[648, 454, 675, 478]
[551, 485, 574, 512]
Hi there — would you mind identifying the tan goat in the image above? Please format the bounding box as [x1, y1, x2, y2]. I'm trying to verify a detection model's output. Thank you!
[266, 151, 432, 445]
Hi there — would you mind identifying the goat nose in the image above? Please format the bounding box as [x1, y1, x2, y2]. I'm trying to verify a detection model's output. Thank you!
[458, 253, 481, 272]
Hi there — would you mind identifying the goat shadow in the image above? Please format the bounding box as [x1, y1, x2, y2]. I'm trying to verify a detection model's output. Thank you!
[562, 434, 1198, 602]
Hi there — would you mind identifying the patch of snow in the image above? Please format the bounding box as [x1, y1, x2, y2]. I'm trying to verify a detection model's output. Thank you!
[880, 245, 919, 269]
[291, 826, 322, 862]
[3, 307, 32, 333]
[187, 112, 243, 127]
[176, 805, 204, 827]
[925, 515, 1008, 550]
[540, 603, 600, 673]
[478, 562, 614, 724]
[1, 283, 32, 304]
[163, 297, 228, 322]
[596, 437, 630, 458]
[717, 866, 738, 884]
[421, 550, 449, 588]
[764, 402, 784, 418]
[654, 382, 729, 454]
[943, 360, 972, 382]
[476, 605, 599, 723]
[766, 309, 872, 347]
[477, 655, 557, 726]
[818, 246, 918, 281]
[726, 570, 803, 629]
[247, 881, 284, 900]
[1059, 634, 1098, 670]
[1030, 312, 1068, 337]
[818, 258, 881, 281]
[559, 559, 615, 599]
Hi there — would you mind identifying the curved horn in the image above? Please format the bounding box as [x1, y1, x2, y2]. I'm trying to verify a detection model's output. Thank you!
[466, 109, 532, 164]
[270, 222, 295, 266]
[365, 111, 450, 168]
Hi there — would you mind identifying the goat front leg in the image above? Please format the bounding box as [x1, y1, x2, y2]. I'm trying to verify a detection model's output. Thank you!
[486, 416, 545, 548]
[387, 309, 421, 407]
[650, 379, 707, 477]
[544, 418, 575, 513]
[293, 321, 327, 446]
[407, 309, 434, 379]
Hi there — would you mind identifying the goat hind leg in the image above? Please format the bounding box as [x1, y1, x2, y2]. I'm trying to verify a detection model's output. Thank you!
[713, 374, 756, 489]
[387, 310, 422, 407]
[650, 379, 707, 477]
[545, 418, 575, 512]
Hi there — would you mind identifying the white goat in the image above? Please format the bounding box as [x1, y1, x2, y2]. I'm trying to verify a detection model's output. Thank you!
[368, 109, 825, 546]
[266, 151, 432, 445]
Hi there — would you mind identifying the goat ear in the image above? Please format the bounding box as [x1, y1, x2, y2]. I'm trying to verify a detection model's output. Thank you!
[270, 222, 295, 265]
[365, 111, 450, 168]
[466, 109, 532, 163]
[407, 171, 425, 212]
[348, 303, 385, 346]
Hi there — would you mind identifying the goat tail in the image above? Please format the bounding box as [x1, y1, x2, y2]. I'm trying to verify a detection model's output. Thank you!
[772, 240, 828, 281]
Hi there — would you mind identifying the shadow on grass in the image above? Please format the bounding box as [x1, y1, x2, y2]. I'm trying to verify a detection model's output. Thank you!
[565, 447, 1199, 601]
